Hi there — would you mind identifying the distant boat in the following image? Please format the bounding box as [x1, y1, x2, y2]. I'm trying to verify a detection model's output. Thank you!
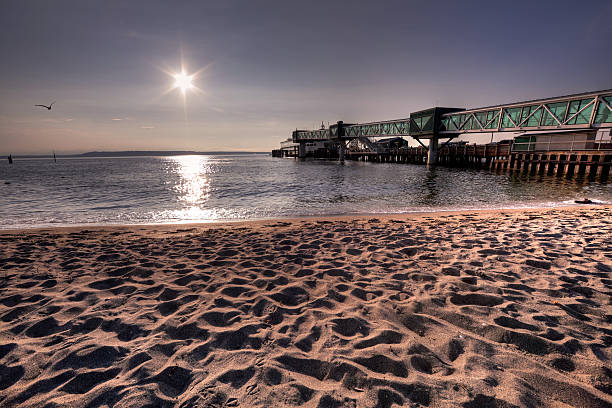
[8, 154, 12, 164]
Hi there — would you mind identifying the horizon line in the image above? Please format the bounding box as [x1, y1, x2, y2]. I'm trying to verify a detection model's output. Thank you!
[3, 150, 270, 158]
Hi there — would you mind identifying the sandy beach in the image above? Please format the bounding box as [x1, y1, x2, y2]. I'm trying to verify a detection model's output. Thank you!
[1, 206, 611, 407]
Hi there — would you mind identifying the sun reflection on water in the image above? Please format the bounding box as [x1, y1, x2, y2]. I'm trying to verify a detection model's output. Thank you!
[158, 155, 249, 223]
[172, 155, 213, 213]
[1, 155, 611, 229]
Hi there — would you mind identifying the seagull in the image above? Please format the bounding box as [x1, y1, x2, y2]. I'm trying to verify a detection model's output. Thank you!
[34, 101, 55, 110]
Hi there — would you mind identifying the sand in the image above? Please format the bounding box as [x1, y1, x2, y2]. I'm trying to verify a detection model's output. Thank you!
[1, 206, 611, 408]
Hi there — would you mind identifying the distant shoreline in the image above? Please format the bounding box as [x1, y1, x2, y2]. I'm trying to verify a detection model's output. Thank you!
[2, 151, 269, 159]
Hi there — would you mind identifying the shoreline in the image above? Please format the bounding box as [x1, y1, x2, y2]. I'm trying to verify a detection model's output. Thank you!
[1, 203, 609, 234]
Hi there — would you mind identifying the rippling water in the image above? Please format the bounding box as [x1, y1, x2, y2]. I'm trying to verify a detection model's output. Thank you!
[0, 154, 610, 229]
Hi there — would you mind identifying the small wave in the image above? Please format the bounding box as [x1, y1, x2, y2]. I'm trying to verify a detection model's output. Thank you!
[1, 156, 610, 229]
[89, 204, 132, 210]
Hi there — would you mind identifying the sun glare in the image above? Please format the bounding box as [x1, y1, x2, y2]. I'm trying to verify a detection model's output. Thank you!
[159, 58, 211, 101]
[173, 70, 194, 94]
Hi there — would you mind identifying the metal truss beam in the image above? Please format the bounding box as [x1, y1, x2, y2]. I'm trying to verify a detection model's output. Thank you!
[439, 89, 612, 134]
[292, 89, 612, 142]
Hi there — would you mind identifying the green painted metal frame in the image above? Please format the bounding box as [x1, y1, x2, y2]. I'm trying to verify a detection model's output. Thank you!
[292, 89, 612, 142]
[344, 120, 411, 138]
[294, 129, 330, 141]
[439, 89, 612, 134]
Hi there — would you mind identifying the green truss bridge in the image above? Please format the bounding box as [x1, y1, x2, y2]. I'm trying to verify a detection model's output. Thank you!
[291, 89, 612, 163]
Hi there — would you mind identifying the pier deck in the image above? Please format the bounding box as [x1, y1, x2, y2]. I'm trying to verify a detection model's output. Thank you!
[344, 144, 611, 180]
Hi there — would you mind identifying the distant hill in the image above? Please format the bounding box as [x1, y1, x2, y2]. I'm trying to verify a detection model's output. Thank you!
[6, 151, 268, 159]
[77, 151, 267, 157]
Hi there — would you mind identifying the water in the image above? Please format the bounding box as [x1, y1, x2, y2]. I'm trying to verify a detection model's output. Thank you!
[0, 154, 610, 229]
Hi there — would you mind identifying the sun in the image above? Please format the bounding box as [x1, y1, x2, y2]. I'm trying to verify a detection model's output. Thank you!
[159, 59, 211, 100]
[173, 70, 194, 94]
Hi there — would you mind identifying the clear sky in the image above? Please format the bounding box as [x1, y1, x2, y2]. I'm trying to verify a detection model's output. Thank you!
[1, 0, 611, 154]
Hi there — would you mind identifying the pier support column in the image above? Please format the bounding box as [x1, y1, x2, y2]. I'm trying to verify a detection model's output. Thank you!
[298, 142, 307, 158]
[338, 141, 346, 162]
[428, 137, 438, 166]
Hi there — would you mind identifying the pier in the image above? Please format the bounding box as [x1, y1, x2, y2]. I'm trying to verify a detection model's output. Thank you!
[273, 89, 612, 179]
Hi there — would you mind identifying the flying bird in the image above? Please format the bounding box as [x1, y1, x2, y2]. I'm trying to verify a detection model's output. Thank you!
[34, 101, 55, 110]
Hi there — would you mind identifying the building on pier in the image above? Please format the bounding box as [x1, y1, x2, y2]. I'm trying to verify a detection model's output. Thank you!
[512, 129, 611, 152]
[274, 89, 612, 178]
[272, 138, 299, 158]
[375, 137, 409, 151]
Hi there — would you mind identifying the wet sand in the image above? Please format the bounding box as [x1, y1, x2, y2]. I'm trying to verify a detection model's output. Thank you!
[1, 207, 611, 407]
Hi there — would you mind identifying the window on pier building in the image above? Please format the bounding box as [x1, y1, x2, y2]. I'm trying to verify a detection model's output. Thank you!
[397, 121, 410, 134]
[462, 115, 474, 130]
[484, 110, 499, 129]
[410, 114, 433, 133]
[519, 105, 543, 127]
[440, 117, 456, 131]
[439, 117, 450, 131]
[451, 114, 469, 131]
[595, 96, 612, 123]
[566, 98, 594, 125]
[474, 112, 487, 129]
[501, 108, 521, 128]
[541, 102, 567, 126]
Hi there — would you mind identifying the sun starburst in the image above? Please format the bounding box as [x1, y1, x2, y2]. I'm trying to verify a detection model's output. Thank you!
[173, 70, 194, 94]
[157, 56, 213, 103]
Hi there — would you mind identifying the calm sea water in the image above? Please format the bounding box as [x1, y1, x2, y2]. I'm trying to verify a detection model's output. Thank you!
[0, 154, 610, 229]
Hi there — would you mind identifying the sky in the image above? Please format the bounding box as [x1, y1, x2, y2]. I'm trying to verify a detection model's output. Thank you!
[1, 0, 611, 154]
